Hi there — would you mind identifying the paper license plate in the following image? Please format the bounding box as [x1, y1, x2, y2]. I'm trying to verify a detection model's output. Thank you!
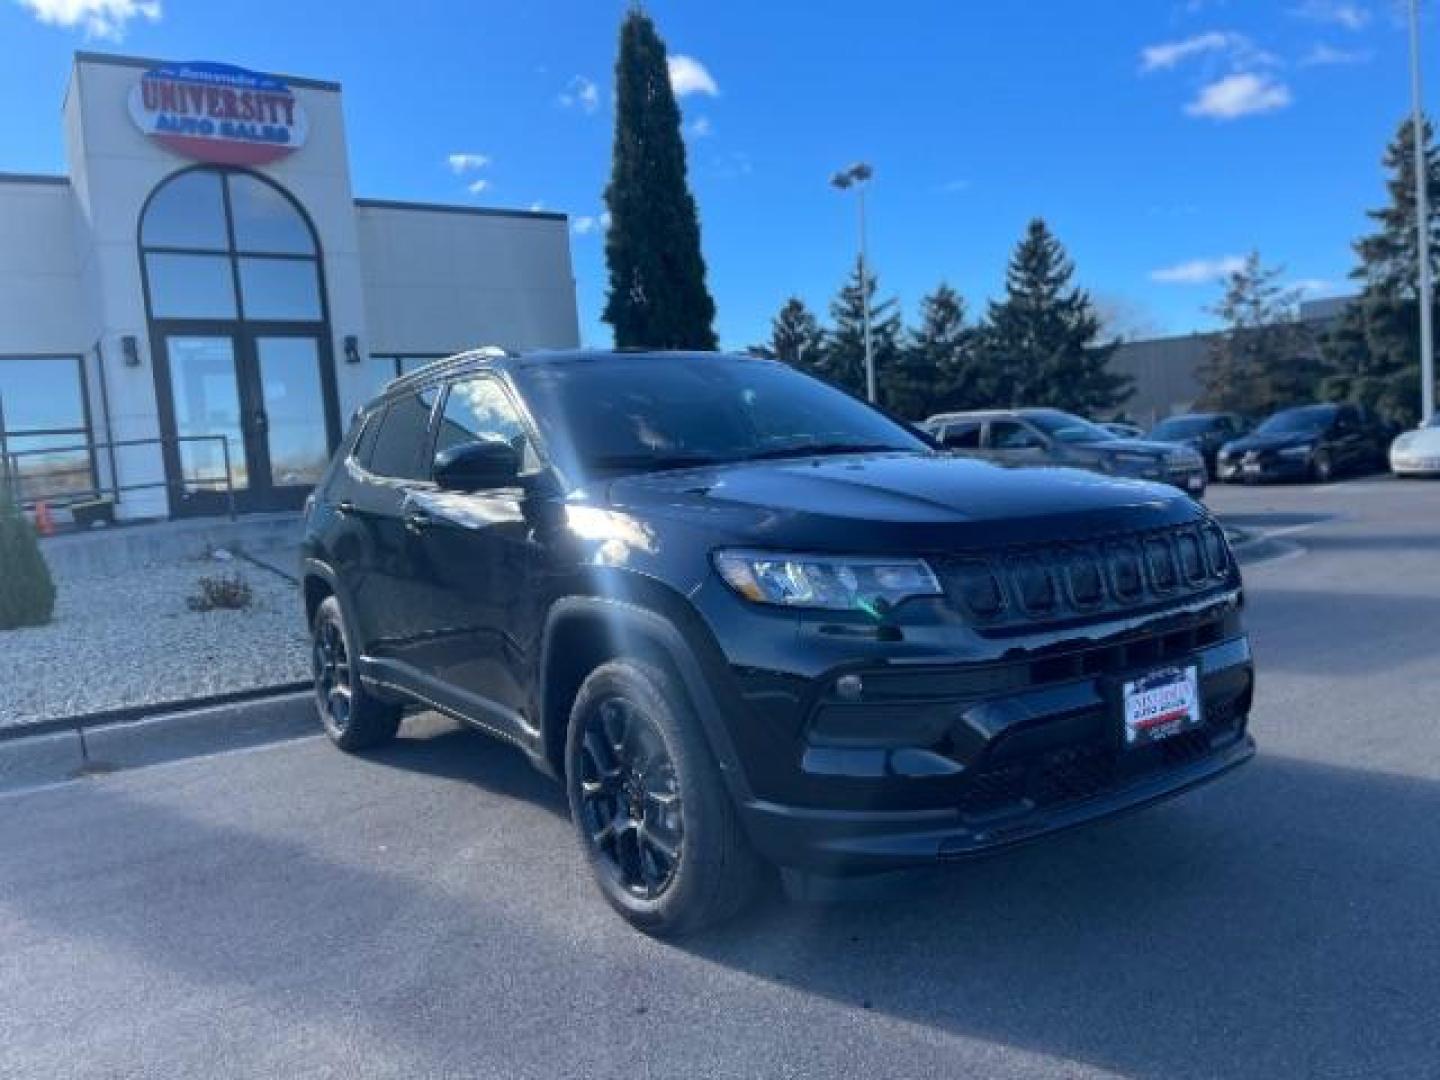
[1122, 666, 1202, 747]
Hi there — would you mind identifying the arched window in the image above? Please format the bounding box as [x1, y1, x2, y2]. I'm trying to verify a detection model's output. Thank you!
[140, 168, 322, 323]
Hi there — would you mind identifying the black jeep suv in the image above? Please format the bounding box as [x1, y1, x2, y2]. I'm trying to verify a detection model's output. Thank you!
[301, 349, 1255, 935]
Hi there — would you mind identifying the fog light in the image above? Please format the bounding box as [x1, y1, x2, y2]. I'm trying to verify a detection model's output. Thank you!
[835, 674, 864, 700]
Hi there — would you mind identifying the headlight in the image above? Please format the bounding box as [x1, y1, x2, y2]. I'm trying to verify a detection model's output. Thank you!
[713, 550, 942, 614]
[1277, 444, 1314, 458]
[1165, 449, 1202, 467]
[1393, 434, 1417, 451]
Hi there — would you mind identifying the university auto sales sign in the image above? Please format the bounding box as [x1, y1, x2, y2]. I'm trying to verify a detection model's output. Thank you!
[128, 61, 308, 166]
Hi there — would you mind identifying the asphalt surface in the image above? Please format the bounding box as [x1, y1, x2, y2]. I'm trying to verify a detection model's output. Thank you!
[3, 475, 1439, 1079]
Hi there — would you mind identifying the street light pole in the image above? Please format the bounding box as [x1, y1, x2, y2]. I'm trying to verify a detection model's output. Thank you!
[1410, 0, 1436, 422]
[831, 162, 876, 403]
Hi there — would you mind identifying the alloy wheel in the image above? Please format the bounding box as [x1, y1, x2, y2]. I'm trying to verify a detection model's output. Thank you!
[577, 696, 685, 900]
[313, 618, 353, 734]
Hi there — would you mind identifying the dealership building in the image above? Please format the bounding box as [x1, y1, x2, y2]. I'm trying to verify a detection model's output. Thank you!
[0, 52, 579, 520]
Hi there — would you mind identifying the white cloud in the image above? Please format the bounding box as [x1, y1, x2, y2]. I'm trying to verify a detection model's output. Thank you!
[1289, 1, 1370, 30]
[1300, 43, 1372, 66]
[668, 54, 719, 98]
[1140, 32, 1235, 72]
[447, 153, 490, 174]
[1151, 255, 1248, 284]
[687, 115, 713, 139]
[16, 0, 159, 39]
[466, 179, 489, 195]
[528, 201, 545, 212]
[1292, 277, 1339, 296]
[558, 75, 599, 114]
[572, 216, 598, 236]
[599, 210, 612, 229]
[1185, 73, 1292, 119]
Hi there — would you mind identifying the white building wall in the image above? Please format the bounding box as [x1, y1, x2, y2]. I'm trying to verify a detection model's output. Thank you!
[354, 203, 579, 409]
[0, 179, 87, 355]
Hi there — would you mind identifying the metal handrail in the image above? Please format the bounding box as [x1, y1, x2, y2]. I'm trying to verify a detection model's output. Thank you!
[0, 435, 237, 521]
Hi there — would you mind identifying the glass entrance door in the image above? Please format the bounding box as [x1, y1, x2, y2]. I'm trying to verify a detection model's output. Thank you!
[159, 331, 334, 514]
[253, 335, 331, 506]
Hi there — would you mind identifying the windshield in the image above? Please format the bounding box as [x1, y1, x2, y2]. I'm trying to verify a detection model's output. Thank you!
[1022, 409, 1118, 444]
[1150, 416, 1215, 440]
[512, 357, 929, 475]
[1257, 406, 1335, 434]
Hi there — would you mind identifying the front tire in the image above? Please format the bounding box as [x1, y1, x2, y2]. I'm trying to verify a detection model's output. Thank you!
[311, 596, 402, 751]
[565, 659, 765, 937]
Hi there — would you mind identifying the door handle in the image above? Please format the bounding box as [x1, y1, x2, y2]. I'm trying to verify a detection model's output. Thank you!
[336, 500, 355, 515]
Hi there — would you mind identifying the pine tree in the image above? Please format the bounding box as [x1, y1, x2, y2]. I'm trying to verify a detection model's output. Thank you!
[898, 283, 978, 418]
[825, 258, 902, 400]
[0, 484, 56, 631]
[1199, 252, 1316, 414]
[752, 297, 827, 375]
[1320, 118, 1440, 425]
[976, 219, 1131, 413]
[602, 9, 718, 350]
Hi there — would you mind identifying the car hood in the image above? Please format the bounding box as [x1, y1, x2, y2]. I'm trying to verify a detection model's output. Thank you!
[603, 451, 1199, 552]
[1393, 427, 1440, 453]
[1224, 431, 1320, 453]
[1068, 438, 1177, 458]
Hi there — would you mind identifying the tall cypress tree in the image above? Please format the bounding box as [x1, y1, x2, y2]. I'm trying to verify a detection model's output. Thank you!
[1320, 118, 1440, 424]
[602, 9, 718, 350]
[825, 258, 902, 399]
[752, 297, 827, 374]
[977, 219, 1131, 414]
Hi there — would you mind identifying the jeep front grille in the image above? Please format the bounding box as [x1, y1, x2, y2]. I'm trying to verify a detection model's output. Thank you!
[934, 522, 1232, 630]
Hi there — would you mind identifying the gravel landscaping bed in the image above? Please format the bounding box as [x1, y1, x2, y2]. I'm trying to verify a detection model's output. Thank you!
[0, 555, 308, 728]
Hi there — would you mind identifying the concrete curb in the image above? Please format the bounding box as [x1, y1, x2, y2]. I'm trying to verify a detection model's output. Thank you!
[0, 689, 317, 795]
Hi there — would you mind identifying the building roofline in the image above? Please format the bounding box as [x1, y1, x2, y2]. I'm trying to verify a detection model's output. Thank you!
[353, 197, 568, 223]
[0, 172, 68, 186]
[72, 50, 342, 92]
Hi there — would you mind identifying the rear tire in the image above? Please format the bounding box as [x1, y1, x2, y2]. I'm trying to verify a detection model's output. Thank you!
[311, 595, 402, 751]
[565, 659, 765, 937]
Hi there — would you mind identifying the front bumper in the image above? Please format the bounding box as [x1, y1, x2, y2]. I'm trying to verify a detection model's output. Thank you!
[1391, 452, 1440, 476]
[1217, 453, 1311, 482]
[741, 733, 1253, 871]
[731, 627, 1255, 872]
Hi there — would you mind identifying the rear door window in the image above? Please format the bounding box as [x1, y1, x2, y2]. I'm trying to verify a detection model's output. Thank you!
[940, 421, 982, 449]
[366, 388, 438, 480]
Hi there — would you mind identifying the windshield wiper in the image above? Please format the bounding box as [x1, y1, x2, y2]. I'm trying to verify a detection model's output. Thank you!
[741, 442, 903, 462]
[586, 453, 726, 473]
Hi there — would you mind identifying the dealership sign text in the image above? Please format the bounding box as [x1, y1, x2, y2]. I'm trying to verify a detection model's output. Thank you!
[128, 61, 308, 166]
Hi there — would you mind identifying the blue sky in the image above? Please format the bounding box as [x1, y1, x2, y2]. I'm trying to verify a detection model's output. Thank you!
[1, 0, 1430, 349]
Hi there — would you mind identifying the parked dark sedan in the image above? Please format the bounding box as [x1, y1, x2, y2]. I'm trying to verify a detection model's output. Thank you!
[923, 408, 1208, 497]
[1216, 403, 1384, 483]
[1148, 413, 1247, 478]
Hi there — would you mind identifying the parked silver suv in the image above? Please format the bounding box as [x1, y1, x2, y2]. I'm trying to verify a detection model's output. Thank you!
[923, 408, 1208, 497]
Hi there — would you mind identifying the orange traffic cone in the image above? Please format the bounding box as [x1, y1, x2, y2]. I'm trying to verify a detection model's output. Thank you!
[33, 501, 54, 536]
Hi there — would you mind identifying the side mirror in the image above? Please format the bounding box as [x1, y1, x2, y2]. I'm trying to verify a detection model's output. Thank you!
[434, 439, 520, 492]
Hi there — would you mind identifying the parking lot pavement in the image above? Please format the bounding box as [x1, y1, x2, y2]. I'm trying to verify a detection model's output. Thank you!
[2, 476, 1438, 1080]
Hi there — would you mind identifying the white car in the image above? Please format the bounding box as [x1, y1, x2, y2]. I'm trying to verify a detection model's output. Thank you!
[1389, 413, 1440, 477]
